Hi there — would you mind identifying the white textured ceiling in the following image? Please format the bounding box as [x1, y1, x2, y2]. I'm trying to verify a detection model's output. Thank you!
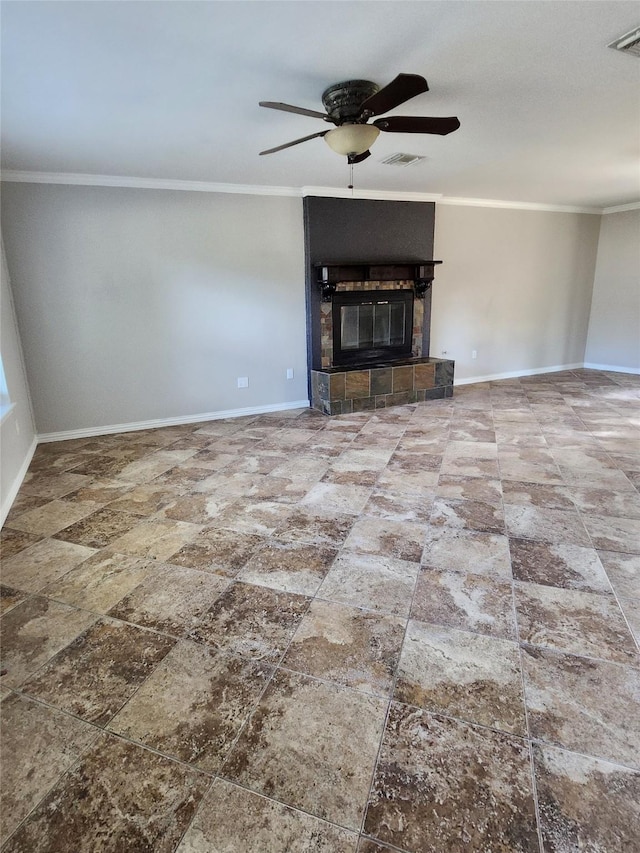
[1, 1, 639, 209]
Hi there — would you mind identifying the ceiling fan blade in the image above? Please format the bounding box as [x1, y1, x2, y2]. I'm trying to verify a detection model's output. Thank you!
[259, 130, 328, 156]
[259, 101, 329, 121]
[359, 74, 429, 117]
[348, 150, 371, 164]
[373, 116, 461, 135]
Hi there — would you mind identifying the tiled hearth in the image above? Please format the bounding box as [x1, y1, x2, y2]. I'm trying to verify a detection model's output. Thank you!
[1, 368, 639, 852]
[312, 356, 454, 415]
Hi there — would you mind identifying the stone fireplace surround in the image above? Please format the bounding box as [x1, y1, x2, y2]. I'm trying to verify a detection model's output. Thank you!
[320, 279, 422, 368]
[304, 197, 455, 414]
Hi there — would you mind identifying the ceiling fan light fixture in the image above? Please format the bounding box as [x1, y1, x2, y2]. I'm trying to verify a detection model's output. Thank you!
[324, 124, 380, 156]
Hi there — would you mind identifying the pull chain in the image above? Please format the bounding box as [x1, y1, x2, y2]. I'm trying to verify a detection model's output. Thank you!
[348, 162, 354, 193]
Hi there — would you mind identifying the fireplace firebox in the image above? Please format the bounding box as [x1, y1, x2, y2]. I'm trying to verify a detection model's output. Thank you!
[332, 289, 414, 366]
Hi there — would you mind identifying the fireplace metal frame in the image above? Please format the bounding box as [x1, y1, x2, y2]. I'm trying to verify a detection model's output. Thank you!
[331, 289, 414, 366]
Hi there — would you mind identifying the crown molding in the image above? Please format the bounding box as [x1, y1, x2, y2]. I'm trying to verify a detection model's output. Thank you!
[0, 170, 302, 197]
[436, 196, 600, 215]
[301, 185, 443, 202]
[0, 169, 614, 213]
[601, 201, 640, 214]
[304, 187, 601, 213]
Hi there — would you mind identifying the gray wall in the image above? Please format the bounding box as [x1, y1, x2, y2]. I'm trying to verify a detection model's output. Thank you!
[1, 241, 36, 523]
[585, 208, 640, 371]
[1, 184, 625, 447]
[432, 204, 601, 381]
[1, 184, 308, 434]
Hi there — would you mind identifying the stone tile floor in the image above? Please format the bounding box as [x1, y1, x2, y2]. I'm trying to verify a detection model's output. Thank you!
[1, 368, 639, 852]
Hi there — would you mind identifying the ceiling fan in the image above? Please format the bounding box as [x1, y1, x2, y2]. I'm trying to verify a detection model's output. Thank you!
[259, 73, 460, 164]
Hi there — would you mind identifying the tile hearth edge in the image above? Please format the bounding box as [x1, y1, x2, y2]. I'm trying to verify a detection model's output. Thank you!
[311, 357, 455, 415]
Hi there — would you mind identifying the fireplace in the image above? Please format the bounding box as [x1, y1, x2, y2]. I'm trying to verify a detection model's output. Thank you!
[332, 289, 414, 366]
[316, 263, 432, 369]
[309, 263, 454, 414]
[303, 197, 455, 414]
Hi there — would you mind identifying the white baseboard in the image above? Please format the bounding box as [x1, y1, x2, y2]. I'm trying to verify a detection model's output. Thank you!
[583, 362, 640, 375]
[37, 400, 311, 444]
[32, 360, 640, 444]
[453, 363, 585, 386]
[0, 436, 37, 527]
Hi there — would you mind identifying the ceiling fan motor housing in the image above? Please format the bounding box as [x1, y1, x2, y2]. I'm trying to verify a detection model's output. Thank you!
[321, 80, 379, 124]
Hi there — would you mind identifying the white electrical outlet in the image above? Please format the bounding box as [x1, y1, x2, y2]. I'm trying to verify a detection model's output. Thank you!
[237, 377, 249, 388]
[286, 368, 294, 380]
[472, 350, 477, 359]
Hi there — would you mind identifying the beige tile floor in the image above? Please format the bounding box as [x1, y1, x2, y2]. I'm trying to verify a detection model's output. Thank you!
[1, 368, 639, 852]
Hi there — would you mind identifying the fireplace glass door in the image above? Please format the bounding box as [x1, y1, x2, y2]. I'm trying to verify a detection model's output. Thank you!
[332, 290, 414, 365]
[340, 300, 407, 350]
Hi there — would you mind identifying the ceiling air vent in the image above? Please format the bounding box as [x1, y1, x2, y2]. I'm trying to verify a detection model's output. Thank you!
[380, 153, 425, 167]
[608, 26, 640, 57]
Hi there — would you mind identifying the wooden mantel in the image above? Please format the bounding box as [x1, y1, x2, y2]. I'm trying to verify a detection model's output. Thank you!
[315, 260, 443, 301]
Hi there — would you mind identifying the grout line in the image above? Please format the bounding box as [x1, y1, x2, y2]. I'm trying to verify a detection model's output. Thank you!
[525, 736, 640, 773]
[170, 773, 218, 852]
[507, 516, 546, 851]
[208, 773, 363, 840]
[514, 638, 640, 670]
[486, 390, 542, 845]
[354, 404, 453, 840]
